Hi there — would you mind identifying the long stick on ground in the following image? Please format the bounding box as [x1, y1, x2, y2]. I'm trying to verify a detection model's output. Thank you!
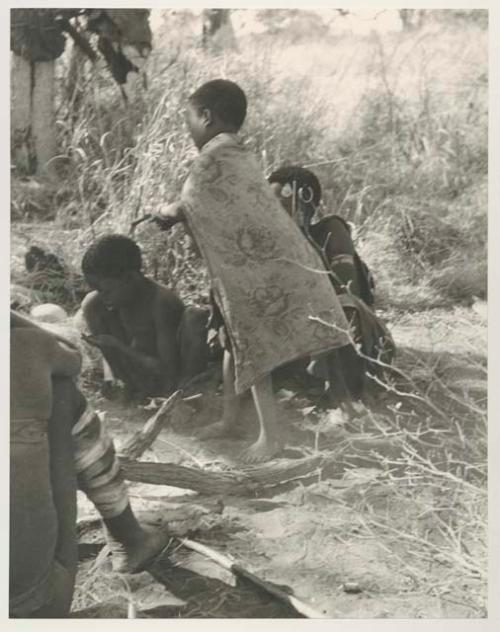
[181, 538, 327, 619]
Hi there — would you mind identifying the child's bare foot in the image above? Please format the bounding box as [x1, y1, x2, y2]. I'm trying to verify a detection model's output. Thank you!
[108, 527, 170, 574]
[198, 419, 243, 440]
[341, 400, 366, 420]
[240, 435, 283, 464]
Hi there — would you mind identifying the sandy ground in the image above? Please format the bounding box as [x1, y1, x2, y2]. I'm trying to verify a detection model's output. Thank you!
[10, 224, 487, 619]
[70, 307, 487, 619]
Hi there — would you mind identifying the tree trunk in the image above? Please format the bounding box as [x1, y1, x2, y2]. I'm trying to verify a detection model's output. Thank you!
[10, 53, 34, 173]
[11, 53, 57, 176]
[32, 60, 57, 175]
[65, 40, 88, 123]
[202, 9, 236, 50]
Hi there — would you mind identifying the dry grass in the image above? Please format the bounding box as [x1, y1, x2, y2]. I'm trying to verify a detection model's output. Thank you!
[302, 304, 487, 615]
[11, 11, 486, 308]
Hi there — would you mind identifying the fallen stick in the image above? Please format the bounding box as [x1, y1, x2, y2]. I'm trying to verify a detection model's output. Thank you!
[120, 460, 254, 496]
[119, 390, 181, 461]
[120, 447, 396, 496]
[181, 538, 327, 619]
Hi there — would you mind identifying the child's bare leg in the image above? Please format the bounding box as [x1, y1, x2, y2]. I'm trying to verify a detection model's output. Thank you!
[199, 349, 243, 439]
[241, 373, 283, 463]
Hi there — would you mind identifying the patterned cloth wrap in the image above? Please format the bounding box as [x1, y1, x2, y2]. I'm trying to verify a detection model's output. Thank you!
[181, 133, 350, 394]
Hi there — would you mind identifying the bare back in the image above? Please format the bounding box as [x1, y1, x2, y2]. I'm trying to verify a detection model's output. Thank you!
[11, 327, 81, 420]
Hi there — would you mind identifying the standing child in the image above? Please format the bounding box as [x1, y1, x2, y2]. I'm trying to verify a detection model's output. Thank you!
[153, 79, 350, 462]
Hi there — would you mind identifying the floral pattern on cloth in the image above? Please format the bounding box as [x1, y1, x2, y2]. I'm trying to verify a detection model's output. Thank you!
[181, 133, 350, 393]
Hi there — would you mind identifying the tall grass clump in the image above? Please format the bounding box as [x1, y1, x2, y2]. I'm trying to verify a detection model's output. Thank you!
[13, 11, 486, 312]
[306, 23, 487, 307]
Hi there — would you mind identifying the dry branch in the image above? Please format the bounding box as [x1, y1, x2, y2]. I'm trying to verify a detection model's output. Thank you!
[120, 441, 400, 497]
[119, 390, 181, 461]
[116, 389, 403, 497]
[120, 460, 255, 496]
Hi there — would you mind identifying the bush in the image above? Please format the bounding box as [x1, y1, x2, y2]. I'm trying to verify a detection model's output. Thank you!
[11, 11, 487, 310]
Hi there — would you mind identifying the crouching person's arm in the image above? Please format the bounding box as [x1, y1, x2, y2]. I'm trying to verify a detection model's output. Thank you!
[90, 334, 178, 394]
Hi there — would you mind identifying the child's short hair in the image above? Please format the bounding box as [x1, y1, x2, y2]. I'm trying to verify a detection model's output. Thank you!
[189, 79, 247, 130]
[268, 166, 322, 206]
[82, 234, 142, 279]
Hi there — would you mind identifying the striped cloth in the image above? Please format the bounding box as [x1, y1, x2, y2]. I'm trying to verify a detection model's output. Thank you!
[72, 403, 128, 519]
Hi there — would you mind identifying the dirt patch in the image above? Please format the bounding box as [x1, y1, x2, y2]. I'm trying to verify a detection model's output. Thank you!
[10, 222, 486, 618]
[71, 308, 487, 618]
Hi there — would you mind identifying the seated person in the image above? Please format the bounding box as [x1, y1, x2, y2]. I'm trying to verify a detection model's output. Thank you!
[268, 166, 395, 405]
[10, 311, 169, 618]
[268, 165, 375, 304]
[80, 234, 209, 399]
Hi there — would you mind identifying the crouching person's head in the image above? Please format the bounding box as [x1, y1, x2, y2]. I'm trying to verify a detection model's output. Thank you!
[82, 235, 144, 308]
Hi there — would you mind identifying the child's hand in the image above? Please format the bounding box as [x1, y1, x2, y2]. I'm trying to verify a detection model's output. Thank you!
[82, 333, 121, 350]
[150, 213, 179, 231]
[150, 201, 186, 231]
[161, 201, 185, 217]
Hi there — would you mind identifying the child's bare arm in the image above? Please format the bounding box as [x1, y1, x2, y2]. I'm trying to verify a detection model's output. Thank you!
[151, 201, 186, 230]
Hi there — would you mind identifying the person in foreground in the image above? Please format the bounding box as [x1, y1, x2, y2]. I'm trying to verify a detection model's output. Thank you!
[10, 311, 169, 618]
[80, 234, 209, 400]
[268, 165, 395, 405]
[152, 79, 351, 462]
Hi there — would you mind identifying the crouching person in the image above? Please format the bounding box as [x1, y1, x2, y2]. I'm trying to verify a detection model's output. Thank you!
[80, 234, 209, 400]
[10, 312, 169, 618]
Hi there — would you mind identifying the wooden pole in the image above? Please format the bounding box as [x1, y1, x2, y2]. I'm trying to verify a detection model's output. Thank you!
[181, 538, 327, 619]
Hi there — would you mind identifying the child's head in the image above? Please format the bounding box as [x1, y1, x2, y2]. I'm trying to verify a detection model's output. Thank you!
[81, 234, 144, 307]
[268, 166, 322, 228]
[186, 79, 247, 149]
